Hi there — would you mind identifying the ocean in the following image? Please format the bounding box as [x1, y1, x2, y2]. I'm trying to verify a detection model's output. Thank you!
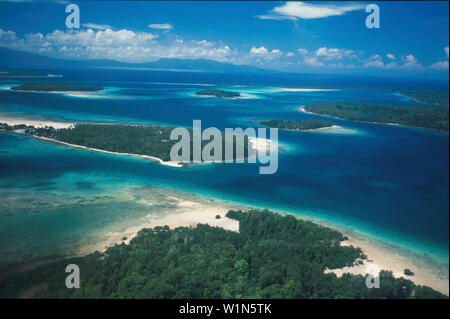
[0, 68, 448, 274]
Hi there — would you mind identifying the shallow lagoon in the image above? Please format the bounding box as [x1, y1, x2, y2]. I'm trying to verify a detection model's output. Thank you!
[0, 70, 448, 277]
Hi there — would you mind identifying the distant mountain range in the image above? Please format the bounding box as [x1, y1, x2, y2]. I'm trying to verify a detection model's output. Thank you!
[0, 47, 276, 74]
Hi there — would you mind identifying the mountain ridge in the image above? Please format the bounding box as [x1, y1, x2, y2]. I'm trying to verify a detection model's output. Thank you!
[0, 47, 276, 74]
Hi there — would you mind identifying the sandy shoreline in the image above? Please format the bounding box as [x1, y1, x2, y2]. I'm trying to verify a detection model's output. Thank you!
[77, 191, 449, 295]
[0, 116, 447, 295]
[32, 135, 184, 168]
[77, 194, 241, 256]
[0, 116, 276, 166]
[297, 106, 448, 134]
[0, 116, 183, 167]
[325, 233, 449, 295]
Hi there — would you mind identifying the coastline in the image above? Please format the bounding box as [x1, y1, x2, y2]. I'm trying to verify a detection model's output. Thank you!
[31, 135, 184, 168]
[297, 106, 449, 134]
[0, 117, 183, 167]
[74, 188, 449, 296]
[0, 116, 447, 295]
[0, 117, 275, 167]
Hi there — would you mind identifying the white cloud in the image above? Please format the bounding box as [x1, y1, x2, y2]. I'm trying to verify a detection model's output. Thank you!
[249, 46, 282, 61]
[430, 60, 449, 70]
[0, 28, 238, 63]
[363, 54, 384, 68]
[286, 52, 294, 57]
[304, 57, 324, 67]
[81, 23, 111, 30]
[403, 54, 421, 68]
[315, 47, 354, 60]
[148, 23, 173, 30]
[297, 48, 308, 55]
[386, 53, 396, 60]
[250, 46, 269, 55]
[429, 47, 449, 70]
[257, 2, 364, 20]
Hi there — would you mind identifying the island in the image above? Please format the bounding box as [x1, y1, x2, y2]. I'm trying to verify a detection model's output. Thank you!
[0, 209, 445, 299]
[0, 122, 250, 164]
[195, 89, 240, 99]
[260, 119, 334, 131]
[300, 102, 449, 132]
[10, 82, 103, 92]
[396, 89, 449, 107]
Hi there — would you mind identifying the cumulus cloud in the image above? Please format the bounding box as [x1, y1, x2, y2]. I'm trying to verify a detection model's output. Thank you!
[257, 2, 364, 20]
[363, 54, 384, 68]
[430, 60, 449, 70]
[0, 27, 446, 74]
[0, 28, 236, 63]
[81, 23, 111, 30]
[304, 57, 324, 67]
[429, 46, 449, 70]
[315, 47, 354, 60]
[148, 23, 173, 30]
[386, 53, 396, 60]
[249, 46, 282, 61]
[297, 48, 308, 55]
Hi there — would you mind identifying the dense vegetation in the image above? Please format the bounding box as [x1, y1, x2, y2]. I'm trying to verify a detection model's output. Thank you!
[0, 210, 445, 299]
[303, 102, 449, 132]
[195, 89, 240, 98]
[397, 89, 449, 107]
[0, 123, 249, 162]
[11, 82, 103, 92]
[260, 119, 333, 131]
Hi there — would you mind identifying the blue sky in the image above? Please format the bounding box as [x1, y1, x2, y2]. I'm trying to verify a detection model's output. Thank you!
[0, 1, 448, 78]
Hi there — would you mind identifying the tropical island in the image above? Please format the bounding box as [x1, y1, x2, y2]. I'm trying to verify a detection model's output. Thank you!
[300, 102, 449, 132]
[0, 209, 444, 299]
[0, 122, 250, 164]
[396, 89, 449, 107]
[10, 82, 103, 92]
[260, 119, 334, 131]
[195, 89, 240, 99]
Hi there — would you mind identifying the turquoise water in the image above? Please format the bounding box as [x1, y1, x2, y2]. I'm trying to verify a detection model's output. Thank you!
[0, 70, 448, 272]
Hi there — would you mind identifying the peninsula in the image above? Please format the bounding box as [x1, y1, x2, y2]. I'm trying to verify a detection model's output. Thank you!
[300, 102, 449, 132]
[260, 119, 334, 131]
[0, 209, 445, 299]
[10, 82, 103, 92]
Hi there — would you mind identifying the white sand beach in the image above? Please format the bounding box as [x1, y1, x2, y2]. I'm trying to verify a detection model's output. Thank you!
[77, 194, 241, 255]
[0, 114, 74, 129]
[325, 233, 449, 295]
[0, 116, 183, 167]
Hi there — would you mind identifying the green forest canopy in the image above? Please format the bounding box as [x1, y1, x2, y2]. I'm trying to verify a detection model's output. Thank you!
[195, 89, 240, 98]
[11, 82, 103, 92]
[303, 102, 449, 132]
[260, 119, 333, 131]
[0, 123, 250, 162]
[0, 209, 445, 299]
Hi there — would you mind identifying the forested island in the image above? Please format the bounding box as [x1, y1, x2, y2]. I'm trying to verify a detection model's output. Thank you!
[0, 209, 444, 299]
[302, 102, 449, 132]
[260, 119, 333, 131]
[0, 123, 249, 162]
[195, 89, 240, 98]
[10, 82, 103, 92]
[397, 89, 449, 107]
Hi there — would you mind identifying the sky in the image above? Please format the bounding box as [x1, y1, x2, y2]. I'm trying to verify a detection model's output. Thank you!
[0, 1, 449, 78]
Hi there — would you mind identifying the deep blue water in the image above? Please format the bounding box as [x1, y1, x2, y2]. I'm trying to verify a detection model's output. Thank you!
[0, 69, 448, 267]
